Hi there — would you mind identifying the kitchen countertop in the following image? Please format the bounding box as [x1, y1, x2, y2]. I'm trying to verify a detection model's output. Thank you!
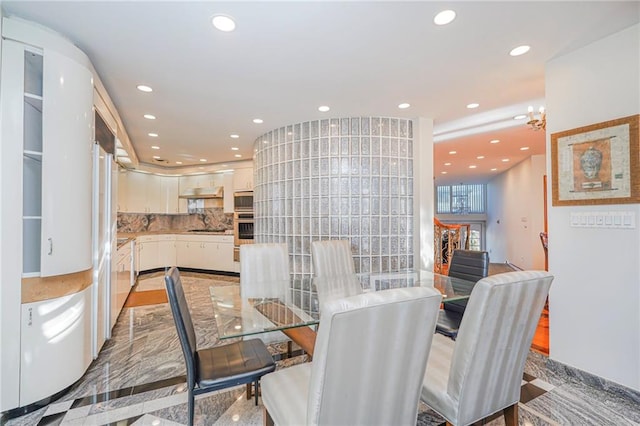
[118, 230, 234, 239]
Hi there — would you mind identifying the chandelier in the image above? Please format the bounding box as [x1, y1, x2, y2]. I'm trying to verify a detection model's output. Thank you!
[527, 106, 546, 131]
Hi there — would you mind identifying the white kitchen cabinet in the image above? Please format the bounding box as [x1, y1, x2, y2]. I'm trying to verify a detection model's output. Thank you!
[233, 167, 254, 191]
[173, 234, 234, 272]
[119, 171, 185, 214]
[2, 39, 93, 278]
[20, 287, 92, 406]
[208, 237, 235, 272]
[137, 236, 159, 271]
[113, 242, 132, 327]
[137, 235, 176, 271]
[157, 235, 177, 267]
[159, 175, 181, 214]
[179, 173, 219, 192]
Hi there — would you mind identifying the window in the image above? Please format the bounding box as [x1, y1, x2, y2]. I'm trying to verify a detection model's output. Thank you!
[436, 184, 486, 214]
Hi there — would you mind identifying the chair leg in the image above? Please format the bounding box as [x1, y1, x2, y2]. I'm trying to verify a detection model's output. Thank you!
[264, 406, 275, 426]
[254, 380, 259, 405]
[246, 383, 252, 400]
[188, 389, 195, 426]
[504, 403, 518, 426]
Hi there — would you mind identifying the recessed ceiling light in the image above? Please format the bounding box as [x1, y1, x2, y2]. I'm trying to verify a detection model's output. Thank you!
[398, 103, 411, 109]
[318, 105, 330, 112]
[490, 139, 500, 144]
[510, 45, 531, 56]
[148, 133, 158, 137]
[176, 161, 183, 165]
[444, 162, 451, 166]
[469, 165, 477, 169]
[434, 10, 456, 25]
[477, 155, 485, 159]
[143, 114, 156, 120]
[441, 171, 448, 174]
[200, 158, 207, 162]
[502, 158, 510, 162]
[491, 168, 497, 171]
[151, 145, 160, 150]
[153, 155, 160, 159]
[212, 15, 236, 32]
[137, 85, 152, 92]
[520, 146, 530, 151]
[513, 114, 528, 120]
[253, 118, 263, 124]
[449, 151, 457, 155]
[231, 147, 239, 151]
[230, 134, 239, 139]
[263, 140, 269, 144]
[466, 103, 479, 109]
[234, 154, 242, 158]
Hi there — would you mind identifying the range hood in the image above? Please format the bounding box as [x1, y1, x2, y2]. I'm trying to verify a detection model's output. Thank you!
[179, 186, 224, 199]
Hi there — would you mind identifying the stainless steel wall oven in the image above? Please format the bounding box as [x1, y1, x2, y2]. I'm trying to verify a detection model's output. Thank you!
[233, 211, 254, 261]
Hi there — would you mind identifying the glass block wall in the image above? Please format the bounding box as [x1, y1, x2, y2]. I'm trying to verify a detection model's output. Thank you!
[254, 117, 414, 279]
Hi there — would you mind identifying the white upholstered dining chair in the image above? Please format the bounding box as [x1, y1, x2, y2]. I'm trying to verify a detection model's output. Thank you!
[240, 243, 290, 344]
[311, 239, 362, 307]
[421, 270, 554, 426]
[262, 286, 443, 426]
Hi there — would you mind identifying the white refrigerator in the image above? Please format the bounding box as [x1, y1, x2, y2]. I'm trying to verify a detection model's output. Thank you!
[91, 142, 116, 357]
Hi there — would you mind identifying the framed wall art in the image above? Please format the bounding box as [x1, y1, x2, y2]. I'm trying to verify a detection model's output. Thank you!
[551, 114, 639, 206]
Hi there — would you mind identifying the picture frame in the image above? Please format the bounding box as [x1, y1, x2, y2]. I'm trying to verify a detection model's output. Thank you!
[551, 114, 639, 206]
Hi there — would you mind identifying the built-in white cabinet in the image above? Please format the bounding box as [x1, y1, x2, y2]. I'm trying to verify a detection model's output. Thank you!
[118, 171, 188, 214]
[4, 40, 93, 278]
[233, 167, 254, 191]
[113, 241, 134, 328]
[20, 287, 92, 406]
[137, 234, 177, 271]
[137, 234, 234, 273]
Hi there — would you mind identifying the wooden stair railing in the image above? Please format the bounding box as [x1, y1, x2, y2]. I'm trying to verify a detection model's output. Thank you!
[434, 218, 470, 274]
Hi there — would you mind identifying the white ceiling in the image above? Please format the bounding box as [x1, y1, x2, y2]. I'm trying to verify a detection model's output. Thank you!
[3, 1, 638, 184]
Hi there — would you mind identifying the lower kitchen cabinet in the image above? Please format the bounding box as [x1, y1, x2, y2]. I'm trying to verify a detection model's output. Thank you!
[137, 235, 176, 272]
[20, 286, 93, 406]
[175, 235, 236, 272]
[113, 242, 133, 328]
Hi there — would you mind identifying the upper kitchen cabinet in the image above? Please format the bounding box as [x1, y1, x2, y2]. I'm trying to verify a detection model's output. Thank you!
[2, 38, 93, 278]
[118, 170, 183, 214]
[233, 167, 254, 191]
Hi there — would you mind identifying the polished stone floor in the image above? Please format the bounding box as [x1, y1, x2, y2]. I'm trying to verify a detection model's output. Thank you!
[5, 271, 640, 425]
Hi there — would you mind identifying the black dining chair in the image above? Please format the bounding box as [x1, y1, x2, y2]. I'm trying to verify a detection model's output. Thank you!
[436, 249, 489, 340]
[164, 267, 276, 426]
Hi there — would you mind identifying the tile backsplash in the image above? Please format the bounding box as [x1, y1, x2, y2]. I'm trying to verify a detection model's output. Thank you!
[117, 208, 233, 233]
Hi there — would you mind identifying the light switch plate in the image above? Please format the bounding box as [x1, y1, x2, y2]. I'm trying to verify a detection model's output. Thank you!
[570, 211, 636, 229]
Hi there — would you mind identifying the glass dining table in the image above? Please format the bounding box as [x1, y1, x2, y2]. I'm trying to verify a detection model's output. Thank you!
[209, 270, 476, 356]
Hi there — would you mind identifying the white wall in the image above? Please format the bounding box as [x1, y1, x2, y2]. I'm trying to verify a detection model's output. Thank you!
[546, 24, 640, 391]
[415, 117, 435, 270]
[486, 155, 546, 269]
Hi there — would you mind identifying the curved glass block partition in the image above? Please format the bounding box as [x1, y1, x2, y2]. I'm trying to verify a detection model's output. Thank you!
[254, 117, 415, 279]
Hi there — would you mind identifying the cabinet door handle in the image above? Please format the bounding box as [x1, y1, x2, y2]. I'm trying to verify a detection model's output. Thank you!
[48, 237, 53, 255]
[27, 307, 33, 326]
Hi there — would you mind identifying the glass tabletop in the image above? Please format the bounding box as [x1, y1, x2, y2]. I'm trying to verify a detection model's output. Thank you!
[210, 269, 476, 340]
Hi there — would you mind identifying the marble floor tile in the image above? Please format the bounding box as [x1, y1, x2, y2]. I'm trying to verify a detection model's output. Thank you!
[4, 271, 640, 426]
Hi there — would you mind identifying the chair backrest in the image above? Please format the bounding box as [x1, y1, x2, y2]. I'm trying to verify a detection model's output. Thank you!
[311, 240, 355, 277]
[164, 267, 197, 390]
[314, 274, 363, 307]
[240, 243, 290, 299]
[448, 271, 553, 425]
[446, 249, 490, 313]
[307, 287, 443, 426]
[448, 249, 489, 282]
